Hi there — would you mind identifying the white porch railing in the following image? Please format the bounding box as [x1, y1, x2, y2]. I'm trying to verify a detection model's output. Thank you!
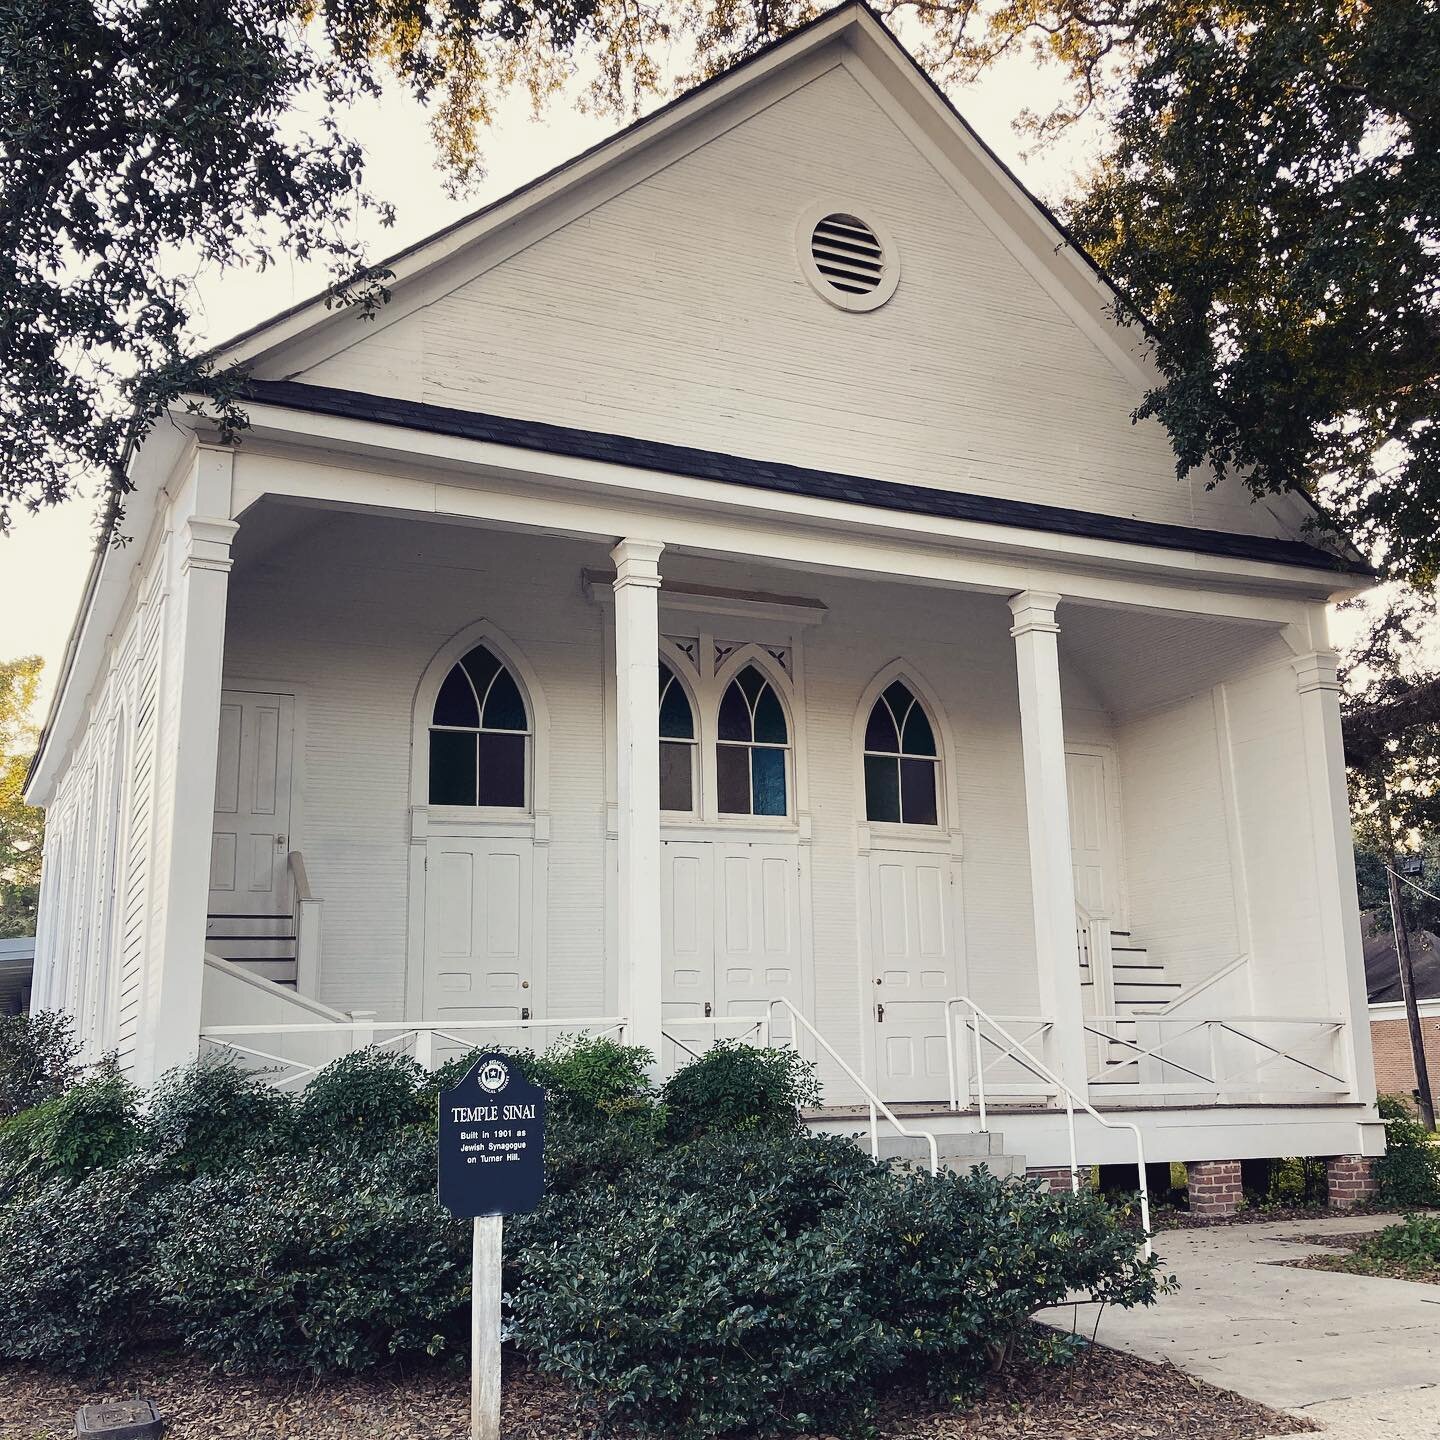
[1085, 1014, 1351, 1100]
[946, 996, 1153, 1255]
[945, 1012, 1058, 1109]
[200, 1015, 628, 1088]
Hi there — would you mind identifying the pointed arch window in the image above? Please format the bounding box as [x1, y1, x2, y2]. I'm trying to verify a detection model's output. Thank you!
[717, 664, 789, 817]
[428, 644, 529, 808]
[659, 661, 697, 813]
[863, 680, 939, 825]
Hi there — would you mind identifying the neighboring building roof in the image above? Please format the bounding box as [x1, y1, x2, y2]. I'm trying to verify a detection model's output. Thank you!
[1364, 914, 1440, 1006]
[242, 378, 1368, 575]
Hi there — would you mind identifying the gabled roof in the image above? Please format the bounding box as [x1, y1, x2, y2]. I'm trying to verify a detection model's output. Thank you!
[216, 0, 1349, 560]
[216, 1, 1156, 390]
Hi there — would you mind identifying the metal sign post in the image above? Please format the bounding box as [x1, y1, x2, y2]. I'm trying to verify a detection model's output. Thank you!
[438, 1053, 547, 1440]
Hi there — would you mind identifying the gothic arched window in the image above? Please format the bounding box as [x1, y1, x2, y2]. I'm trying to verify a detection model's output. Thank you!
[717, 664, 789, 817]
[863, 680, 939, 825]
[428, 644, 529, 808]
[659, 661, 697, 813]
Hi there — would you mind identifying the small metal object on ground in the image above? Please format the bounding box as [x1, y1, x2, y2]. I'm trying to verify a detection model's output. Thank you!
[74, 1399, 163, 1439]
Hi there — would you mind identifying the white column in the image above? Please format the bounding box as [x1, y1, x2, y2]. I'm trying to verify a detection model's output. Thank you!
[144, 446, 238, 1084]
[611, 539, 665, 1068]
[1293, 648, 1375, 1101]
[1008, 591, 1088, 1095]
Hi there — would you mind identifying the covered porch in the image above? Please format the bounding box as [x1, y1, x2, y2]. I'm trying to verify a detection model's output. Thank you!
[180, 447, 1374, 1168]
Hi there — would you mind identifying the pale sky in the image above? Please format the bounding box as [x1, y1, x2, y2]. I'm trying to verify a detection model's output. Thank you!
[0, 38, 1377, 708]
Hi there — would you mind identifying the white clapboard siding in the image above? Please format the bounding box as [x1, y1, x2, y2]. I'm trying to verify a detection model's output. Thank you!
[115, 581, 168, 1067]
[300, 65, 1297, 547]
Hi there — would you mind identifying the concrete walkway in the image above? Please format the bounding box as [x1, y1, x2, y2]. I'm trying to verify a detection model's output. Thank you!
[1087, 1214, 1440, 1436]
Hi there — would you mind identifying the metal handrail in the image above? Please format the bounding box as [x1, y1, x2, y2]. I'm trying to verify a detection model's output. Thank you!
[946, 997, 1152, 1256]
[763, 996, 939, 1176]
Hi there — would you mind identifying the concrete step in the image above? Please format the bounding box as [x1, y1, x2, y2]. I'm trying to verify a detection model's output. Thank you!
[875, 1130, 1005, 1161]
[871, 1131, 1026, 1180]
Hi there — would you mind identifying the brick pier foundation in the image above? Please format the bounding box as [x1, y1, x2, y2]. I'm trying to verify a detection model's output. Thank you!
[1326, 1155, 1377, 1210]
[1026, 1166, 1086, 1194]
[1186, 1158, 1243, 1218]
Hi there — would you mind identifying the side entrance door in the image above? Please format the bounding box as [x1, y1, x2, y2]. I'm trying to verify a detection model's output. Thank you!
[208, 690, 295, 977]
[423, 836, 535, 1051]
[867, 847, 957, 1103]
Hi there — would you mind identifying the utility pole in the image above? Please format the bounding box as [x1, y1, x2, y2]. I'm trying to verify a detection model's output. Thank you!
[1375, 764, 1435, 1130]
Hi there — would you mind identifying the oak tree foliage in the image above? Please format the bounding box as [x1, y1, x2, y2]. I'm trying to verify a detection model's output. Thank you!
[1, 0, 1436, 595]
[0, 657, 44, 939]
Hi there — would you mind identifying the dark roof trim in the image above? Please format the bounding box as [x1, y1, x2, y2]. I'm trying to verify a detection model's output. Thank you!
[240, 379, 1370, 576]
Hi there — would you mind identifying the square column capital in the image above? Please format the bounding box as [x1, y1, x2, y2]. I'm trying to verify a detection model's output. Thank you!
[1008, 590, 1062, 638]
[183, 516, 240, 576]
[611, 538, 665, 589]
[1292, 650, 1343, 696]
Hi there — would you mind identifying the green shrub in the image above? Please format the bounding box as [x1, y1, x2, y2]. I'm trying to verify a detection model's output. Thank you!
[662, 1042, 820, 1141]
[154, 1133, 470, 1374]
[1374, 1093, 1440, 1208]
[839, 1170, 1171, 1393]
[510, 1165, 883, 1436]
[511, 1134, 1168, 1436]
[0, 1011, 81, 1121]
[536, 1034, 656, 1124]
[144, 1058, 296, 1177]
[0, 1158, 164, 1372]
[1351, 1213, 1440, 1273]
[0, 1073, 140, 1198]
[296, 1048, 430, 1149]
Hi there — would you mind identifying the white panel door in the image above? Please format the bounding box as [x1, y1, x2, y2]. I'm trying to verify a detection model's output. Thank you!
[661, 840, 715, 1069]
[423, 837, 534, 1047]
[713, 843, 804, 1044]
[209, 691, 294, 917]
[660, 839, 803, 1062]
[1066, 750, 1114, 916]
[868, 851, 955, 1102]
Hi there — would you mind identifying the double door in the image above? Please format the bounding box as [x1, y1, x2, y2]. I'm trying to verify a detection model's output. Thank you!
[660, 838, 804, 1070]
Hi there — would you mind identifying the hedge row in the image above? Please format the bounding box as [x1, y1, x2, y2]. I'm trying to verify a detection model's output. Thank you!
[0, 1017, 1169, 1436]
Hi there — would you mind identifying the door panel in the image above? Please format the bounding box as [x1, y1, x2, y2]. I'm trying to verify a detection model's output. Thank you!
[1065, 750, 1114, 916]
[661, 841, 715, 1070]
[209, 692, 294, 917]
[714, 844, 802, 1043]
[868, 851, 956, 1102]
[424, 838, 534, 1055]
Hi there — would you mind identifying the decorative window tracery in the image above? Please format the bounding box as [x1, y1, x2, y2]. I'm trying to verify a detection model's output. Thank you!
[659, 661, 697, 812]
[716, 664, 789, 817]
[428, 644, 530, 808]
[863, 680, 939, 825]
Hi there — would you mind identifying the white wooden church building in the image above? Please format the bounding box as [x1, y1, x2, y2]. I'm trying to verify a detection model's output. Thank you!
[25, 4, 1384, 1183]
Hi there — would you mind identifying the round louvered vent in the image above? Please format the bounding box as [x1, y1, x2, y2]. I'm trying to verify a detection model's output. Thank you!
[810, 213, 884, 296]
[797, 205, 900, 312]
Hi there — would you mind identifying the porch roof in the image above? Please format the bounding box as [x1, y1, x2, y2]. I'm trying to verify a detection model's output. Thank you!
[240, 377, 1372, 578]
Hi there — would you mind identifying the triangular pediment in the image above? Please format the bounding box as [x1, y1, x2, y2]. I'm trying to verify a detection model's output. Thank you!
[230, 5, 1315, 548]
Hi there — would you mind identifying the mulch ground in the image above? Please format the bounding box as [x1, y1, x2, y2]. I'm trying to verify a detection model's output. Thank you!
[1151, 1204, 1351, 1231]
[1277, 1229, 1440, 1286]
[0, 1342, 1312, 1440]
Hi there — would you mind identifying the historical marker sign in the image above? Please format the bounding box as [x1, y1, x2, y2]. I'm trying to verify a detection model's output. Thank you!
[438, 1052, 547, 1218]
[437, 1051, 548, 1440]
